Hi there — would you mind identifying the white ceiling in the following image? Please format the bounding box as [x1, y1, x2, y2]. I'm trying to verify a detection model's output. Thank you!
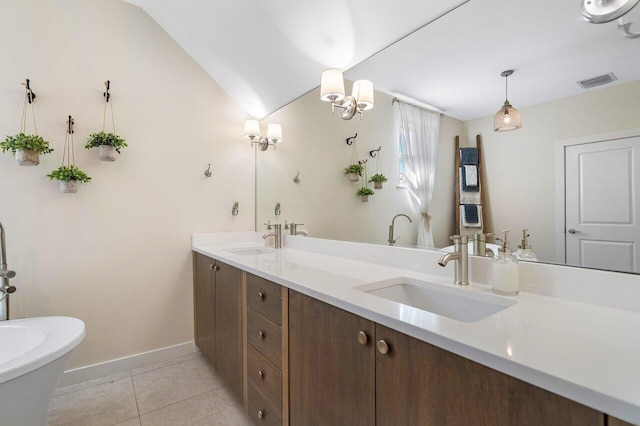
[125, 0, 640, 121]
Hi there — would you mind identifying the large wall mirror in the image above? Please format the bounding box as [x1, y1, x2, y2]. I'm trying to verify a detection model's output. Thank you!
[256, 0, 640, 273]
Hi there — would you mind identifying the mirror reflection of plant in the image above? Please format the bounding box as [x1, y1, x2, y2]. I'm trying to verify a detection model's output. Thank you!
[84, 131, 127, 153]
[344, 164, 364, 176]
[369, 173, 388, 184]
[357, 187, 374, 197]
[46, 165, 92, 183]
[0, 133, 53, 155]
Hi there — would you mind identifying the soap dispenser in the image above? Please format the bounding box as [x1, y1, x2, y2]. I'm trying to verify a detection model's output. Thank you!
[513, 229, 538, 262]
[492, 230, 519, 296]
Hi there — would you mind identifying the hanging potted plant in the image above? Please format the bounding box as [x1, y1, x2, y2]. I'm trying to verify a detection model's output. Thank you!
[369, 173, 388, 190]
[357, 187, 375, 202]
[46, 165, 92, 193]
[85, 131, 127, 161]
[1, 133, 53, 166]
[344, 164, 364, 182]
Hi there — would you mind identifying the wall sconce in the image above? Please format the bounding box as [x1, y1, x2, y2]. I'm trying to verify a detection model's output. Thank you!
[320, 69, 374, 120]
[244, 119, 283, 151]
[493, 70, 522, 132]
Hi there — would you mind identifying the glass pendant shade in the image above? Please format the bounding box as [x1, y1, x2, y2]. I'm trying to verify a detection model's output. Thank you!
[352, 79, 374, 110]
[244, 119, 260, 138]
[320, 69, 345, 102]
[267, 123, 282, 142]
[494, 101, 522, 131]
[581, 0, 640, 23]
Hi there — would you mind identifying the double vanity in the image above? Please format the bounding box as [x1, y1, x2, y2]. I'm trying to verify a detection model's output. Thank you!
[192, 232, 640, 425]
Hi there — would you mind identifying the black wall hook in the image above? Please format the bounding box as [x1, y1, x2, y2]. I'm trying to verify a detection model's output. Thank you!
[67, 115, 75, 134]
[103, 80, 111, 102]
[24, 79, 36, 104]
[358, 159, 368, 165]
[369, 146, 382, 158]
[346, 133, 358, 146]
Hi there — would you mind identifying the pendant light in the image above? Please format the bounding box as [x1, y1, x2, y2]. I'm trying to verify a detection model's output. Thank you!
[493, 70, 522, 132]
[581, 0, 640, 23]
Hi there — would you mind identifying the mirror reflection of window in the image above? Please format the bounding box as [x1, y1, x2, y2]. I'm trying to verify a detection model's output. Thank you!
[398, 129, 407, 187]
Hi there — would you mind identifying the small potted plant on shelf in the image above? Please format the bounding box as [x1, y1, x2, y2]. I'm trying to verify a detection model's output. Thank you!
[344, 164, 364, 182]
[46, 165, 92, 193]
[85, 131, 127, 162]
[357, 187, 375, 202]
[0, 133, 54, 166]
[369, 173, 388, 190]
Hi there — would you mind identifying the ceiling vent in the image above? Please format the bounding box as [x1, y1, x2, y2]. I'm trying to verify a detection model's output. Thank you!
[577, 73, 618, 89]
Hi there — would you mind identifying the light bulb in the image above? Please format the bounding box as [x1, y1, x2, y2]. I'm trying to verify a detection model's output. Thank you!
[503, 114, 511, 124]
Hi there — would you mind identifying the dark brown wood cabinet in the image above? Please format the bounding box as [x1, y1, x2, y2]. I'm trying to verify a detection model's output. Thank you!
[193, 252, 244, 402]
[289, 290, 376, 426]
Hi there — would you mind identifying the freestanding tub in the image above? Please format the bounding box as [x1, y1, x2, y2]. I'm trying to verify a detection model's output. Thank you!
[0, 316, 85, 426]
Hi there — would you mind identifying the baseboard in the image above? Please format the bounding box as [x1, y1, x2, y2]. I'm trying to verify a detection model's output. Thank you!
[58, 341, 198, 387]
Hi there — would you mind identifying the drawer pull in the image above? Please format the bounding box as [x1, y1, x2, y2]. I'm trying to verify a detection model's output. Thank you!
[377, 339, 390, 355]
[258, 291, 265, 300]
[357, 331, 368, 345]
[258, 330, 266, 340]
[258, 370, 265, 379]
[258, 410, 265, 420]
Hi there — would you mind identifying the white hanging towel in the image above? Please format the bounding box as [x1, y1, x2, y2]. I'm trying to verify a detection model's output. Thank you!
[463, 165, 478, 187]
[459, 169, 481, 204]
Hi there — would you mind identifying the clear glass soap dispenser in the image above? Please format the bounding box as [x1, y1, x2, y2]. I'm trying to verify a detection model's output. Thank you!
[513, 229, 538, 262]
[492, 230, 519, 296]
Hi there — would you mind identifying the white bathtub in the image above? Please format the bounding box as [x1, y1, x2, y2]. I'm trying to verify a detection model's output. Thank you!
[0, 316, 85, 426]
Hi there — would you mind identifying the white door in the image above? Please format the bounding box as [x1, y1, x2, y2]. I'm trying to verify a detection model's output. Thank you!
[565, 136, 640, 273]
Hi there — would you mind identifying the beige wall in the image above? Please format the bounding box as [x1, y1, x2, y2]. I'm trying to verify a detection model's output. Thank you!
[463, 80, 640, 262]
[256, 86, 461, 248]
[0, 0, 254, 368]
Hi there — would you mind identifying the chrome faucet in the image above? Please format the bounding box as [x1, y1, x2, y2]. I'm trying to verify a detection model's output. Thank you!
[0, 222, 17, 321]
[290, 223, 308, 237]
[438, 234, 469, 286]
[263, 223, 282, 249]
[388, 214, 413, 245]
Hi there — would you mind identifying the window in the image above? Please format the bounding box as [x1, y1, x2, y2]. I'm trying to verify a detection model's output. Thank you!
[398, 128, 408, 187]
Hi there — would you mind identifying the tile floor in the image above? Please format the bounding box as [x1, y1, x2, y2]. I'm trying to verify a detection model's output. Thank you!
[49, 352, 253, 426]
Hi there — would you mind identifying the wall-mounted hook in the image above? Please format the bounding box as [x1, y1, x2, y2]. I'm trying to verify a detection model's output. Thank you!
[346, 133, 358, 146]
[21, 79, 36, 103]
[293, 172, 301, 184]
[358, 159, 368, 165]
[369, 146, 382, 158]
[204, 163, 212, 178]
[274, 202, 281, 216]
[231, 202, 239, 217]
[103, 80, 111, 102]
[67, 115, 75, 134]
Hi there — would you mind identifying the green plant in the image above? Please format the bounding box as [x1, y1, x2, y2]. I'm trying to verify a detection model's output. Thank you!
[344, 164, 364, 176]
[46, 165, 92, 183]
[369, 173, 388, 184]
[84, 131, 127, 153]
[0, 133, 54, 155]
[357, 187, 374, 197]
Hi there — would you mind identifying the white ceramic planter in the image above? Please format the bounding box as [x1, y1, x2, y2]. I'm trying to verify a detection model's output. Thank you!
[374, 182, 382, 190]
[15, 149, 39, 166]
[60, 181, 78, 193]
[98, 145, 116, 162]
[361, 195, 369, 202]
[348, 173, 360, 183]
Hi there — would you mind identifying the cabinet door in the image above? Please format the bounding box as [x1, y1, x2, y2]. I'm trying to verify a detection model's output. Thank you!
[289, 290, 375, 426]
[375, 324, 604, 426]
[193, 252, 215, 363]
[214, 260, 244, 402]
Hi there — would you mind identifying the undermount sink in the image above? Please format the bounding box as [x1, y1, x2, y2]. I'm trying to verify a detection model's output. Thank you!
[354, 277, 516, 323]
[224, 247, 275, 256]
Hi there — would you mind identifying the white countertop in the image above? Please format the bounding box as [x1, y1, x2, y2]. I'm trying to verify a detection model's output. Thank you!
[192, 232, 640, 423]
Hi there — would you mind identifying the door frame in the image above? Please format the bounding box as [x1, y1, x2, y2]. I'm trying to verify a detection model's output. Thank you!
[554, 128, 640, 265]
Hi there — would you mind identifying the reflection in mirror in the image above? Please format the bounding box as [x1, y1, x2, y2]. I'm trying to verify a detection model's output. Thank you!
[256, 1, 640, 273]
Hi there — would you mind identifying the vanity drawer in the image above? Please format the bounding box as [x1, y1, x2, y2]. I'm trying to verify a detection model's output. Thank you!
[247, 309, 282, 367]
[248, 382, 282, 426]
[247, 345, 282, 416]
[247, 274, 282, 325]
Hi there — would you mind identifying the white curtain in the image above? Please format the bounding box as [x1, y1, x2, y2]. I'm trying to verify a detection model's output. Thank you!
[398, 102, 441, 248]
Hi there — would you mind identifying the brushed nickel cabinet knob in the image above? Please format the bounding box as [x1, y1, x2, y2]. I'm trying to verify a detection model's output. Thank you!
[377, 339, 390, 354]
[258, 291, 265, 300]
[257, 410, 265, 419]
[258, 370, 265, 378]
[258, 330, 265, 340]
[357, 331, 369, 345]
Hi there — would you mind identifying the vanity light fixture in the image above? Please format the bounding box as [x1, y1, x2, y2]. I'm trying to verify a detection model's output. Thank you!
[320, 69, 374, 120]
[243, 119, 283, 151]
[581, 0, 640, 23]
[493, 70, 522, 132]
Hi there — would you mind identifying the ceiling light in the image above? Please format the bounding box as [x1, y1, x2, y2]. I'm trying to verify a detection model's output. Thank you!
[320, 69, 374, 120]
[493, 70, 522, 132]
[581, 0, 640, 23]
[243, 119, 283, 151]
